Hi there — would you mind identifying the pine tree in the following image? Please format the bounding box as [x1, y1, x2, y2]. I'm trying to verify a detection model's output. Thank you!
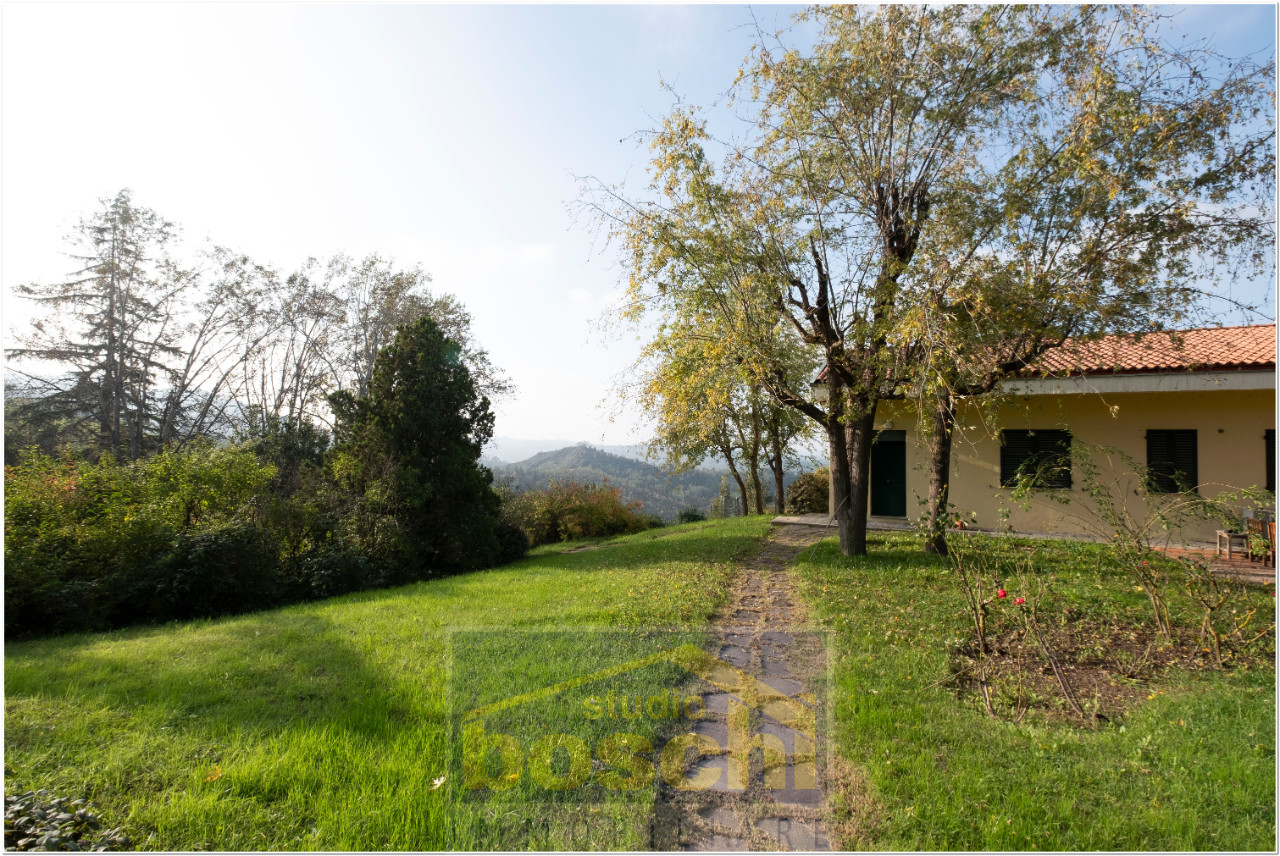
[7, 190, 182, 460]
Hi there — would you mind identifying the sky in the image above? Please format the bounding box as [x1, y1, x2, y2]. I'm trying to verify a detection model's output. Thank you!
[2, 3, 1276, 449]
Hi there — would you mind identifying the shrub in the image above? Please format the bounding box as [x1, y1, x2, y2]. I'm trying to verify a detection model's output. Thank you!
[678, 507, 706, 524]
[245, 415, 330, 496]
[143, 522, 282, 621]
[502, 480, 655, 547]
[494, 519, 531, 564]
[785, 467, 829, 515]
[283, 547, 375, 601]
[4, 789, 129, 852]
[4, 444, 276, 637]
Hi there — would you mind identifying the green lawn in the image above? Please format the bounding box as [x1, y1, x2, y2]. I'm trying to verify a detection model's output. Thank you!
[4, 517, 772, 851]
[793, 531, 1276, 852]
[8, 519, 1276, 851]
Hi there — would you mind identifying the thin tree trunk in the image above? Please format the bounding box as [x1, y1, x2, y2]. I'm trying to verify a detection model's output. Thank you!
[844, 398, 878, 557]
[108, 222, 123, 453]
[770, 424, 786, 514]
[827, 384, 856, 554]
[750, 464, 765, 516]
[722, 446, 749, 518]
[925, 387, 955, 556]
[749, 401, 765, 515]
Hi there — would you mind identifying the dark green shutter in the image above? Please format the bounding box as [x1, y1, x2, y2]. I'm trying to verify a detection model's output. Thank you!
[1001, 429, 1072, 489]
[1266, 429, 1275, 493]
[1000, 430, 1036, 487]
[1147, 430, 1197, 493]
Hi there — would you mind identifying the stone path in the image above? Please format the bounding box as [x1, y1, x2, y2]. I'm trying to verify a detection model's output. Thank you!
[652, 524, 831, 852]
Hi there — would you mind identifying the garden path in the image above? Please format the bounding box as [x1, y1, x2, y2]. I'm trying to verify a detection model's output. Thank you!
[652, 523, 832, 852]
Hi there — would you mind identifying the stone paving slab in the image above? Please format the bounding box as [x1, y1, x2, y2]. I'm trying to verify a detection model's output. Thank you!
[754, 817, 830, 850]
[654, 524, 831, 852]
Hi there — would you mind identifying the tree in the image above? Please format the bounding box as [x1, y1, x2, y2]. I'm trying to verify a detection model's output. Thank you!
[883, 8, 1276, 553]
[241, 253, 513, 433]
[626, 310, 813, 517]
[8, 193, 275, 459]
[591, 5, 1274, 556]
[239, 256, 345, 432]
[328, 252, 513, 402]
[328, 316, 501, 574]
[7, 189, 183, 460]
[154, 246, 274, 449]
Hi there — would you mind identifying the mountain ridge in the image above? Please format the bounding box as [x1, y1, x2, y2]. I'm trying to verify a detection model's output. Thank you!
[489, 444, 725, 521]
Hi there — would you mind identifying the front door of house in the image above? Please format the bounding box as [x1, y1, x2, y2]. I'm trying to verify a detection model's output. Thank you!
[870, 430, 907, 517]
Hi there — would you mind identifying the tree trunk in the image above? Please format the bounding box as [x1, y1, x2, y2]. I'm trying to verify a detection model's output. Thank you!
[770, 426, 786, 515]
[749, 403, 765, 515]
[924, 388, 956, 556]
[843, 398, 878, 557]
[723, 449, 749, 517]
[825, 383, 856, 553]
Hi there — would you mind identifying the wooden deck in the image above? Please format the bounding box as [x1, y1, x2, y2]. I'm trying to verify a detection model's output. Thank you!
[1157, 545, 1276, 586]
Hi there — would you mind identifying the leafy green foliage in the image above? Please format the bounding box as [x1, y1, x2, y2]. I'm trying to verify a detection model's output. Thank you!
[677, 507, 706, 524]
[5, 790, 130, 852]
[4, 318, 526, 637]
[329, 316, 503, 574]
[4, 444, 277, 636]
[785, 467, 829, 515]
[143, 523, 283, 621]
[501, 480, 660, 547]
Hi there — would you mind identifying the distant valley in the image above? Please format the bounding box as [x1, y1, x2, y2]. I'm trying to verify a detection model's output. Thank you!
[486, 443, 823, 521]
[488, 445, 723, 521]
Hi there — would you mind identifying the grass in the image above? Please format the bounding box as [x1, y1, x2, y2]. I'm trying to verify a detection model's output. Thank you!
[4, 516, 773, 851]
[9, 517, 1276, 851]
[793, 531, 1276, 852]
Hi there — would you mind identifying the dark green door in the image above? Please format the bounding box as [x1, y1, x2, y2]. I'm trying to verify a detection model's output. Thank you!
[870, 431, 907, 517]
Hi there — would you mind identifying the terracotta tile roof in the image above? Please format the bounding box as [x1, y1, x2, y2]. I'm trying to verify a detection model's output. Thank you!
[1032, 324, 1276, 376]
[810, 323, 1276, 384]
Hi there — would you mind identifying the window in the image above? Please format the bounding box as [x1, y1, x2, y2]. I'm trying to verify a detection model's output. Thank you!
[1266, 429, 1275, 493]
[1146, 430, 1198, 493]
[1000, 429, 1072, 489]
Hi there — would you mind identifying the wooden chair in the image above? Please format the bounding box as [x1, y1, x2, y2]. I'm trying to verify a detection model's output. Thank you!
[1269, 521, 1277, 569]
[1245, 517, 1273, 567]
[1217, 528, 1248, 559]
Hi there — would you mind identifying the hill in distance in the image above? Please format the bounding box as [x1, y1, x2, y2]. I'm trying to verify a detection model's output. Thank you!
[481, 436, 650, 468]
[489, 444, 723, 521]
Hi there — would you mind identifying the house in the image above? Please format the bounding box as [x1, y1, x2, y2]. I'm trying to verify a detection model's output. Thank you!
[829, 324, 1276, 542]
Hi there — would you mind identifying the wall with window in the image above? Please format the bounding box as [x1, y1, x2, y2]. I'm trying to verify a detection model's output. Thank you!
[860, 386, 1275, 542]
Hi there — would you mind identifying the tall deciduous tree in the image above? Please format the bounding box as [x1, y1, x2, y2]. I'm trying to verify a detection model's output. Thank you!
[884, 8, 1276, 553]
[155, 247, 274, 448]
[590, 4, 1273, 556]
[328, 253, 512, 402]
[241, 253, 513, 432]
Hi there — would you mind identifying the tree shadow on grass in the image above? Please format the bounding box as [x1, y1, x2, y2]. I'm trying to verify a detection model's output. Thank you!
[4, 610, 423, 744]
[5, 523, 772, 749]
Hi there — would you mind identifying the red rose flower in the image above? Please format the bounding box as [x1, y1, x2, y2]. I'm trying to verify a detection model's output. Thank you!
[1014, 597, 1026, 605]
[997, 589, 1007, 599]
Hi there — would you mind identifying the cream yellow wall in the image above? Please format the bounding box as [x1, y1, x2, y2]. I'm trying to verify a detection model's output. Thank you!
[863, 388, 1276, 543]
